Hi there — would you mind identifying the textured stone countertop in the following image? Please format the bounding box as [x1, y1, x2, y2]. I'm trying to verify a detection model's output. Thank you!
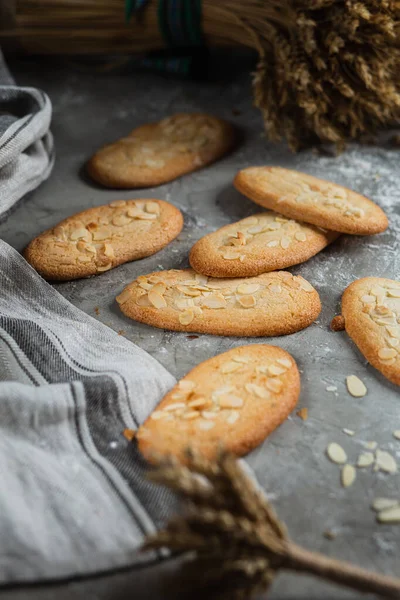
[1, 54, 399, 600]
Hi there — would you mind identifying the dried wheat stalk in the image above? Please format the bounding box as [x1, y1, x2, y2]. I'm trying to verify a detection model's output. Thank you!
[3, 0, 400, 149]
[143, 450, 400, 599]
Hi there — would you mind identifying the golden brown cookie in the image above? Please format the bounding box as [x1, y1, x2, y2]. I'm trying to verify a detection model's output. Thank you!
[137, 344, 300, 463]
[24, 199, 183, 281]
[234, 166, 388, 235]
[189, 211, 339, 278]
[87, 113, 235, 188]
[336, 277, 400, 386]
[116, 268, 321, 337]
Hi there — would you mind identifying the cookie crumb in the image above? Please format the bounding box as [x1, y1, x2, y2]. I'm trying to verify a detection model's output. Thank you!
[118, 329, 126, 336]
[94, 306, 100, 315]
[123, 428, 136, 442]
[393, 430, 400, 440]
[323, 529, 337, 540]
[346, 375, 367, 397]
[187, 335, 199, 340]
[296, 407, 308, 421]
[326, 385, 337, 392]
[331, 315, 345, 331]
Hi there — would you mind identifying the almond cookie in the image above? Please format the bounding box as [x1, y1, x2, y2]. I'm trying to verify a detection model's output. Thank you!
[87, 113, 235, 189]
[137, 344, 300, 463]
[116, 268, 321, 337]
[24, 199, 183, 281]
[189, 211, 339, 278]
[334, 277, 400, 386]
[234, 166, 388, 235]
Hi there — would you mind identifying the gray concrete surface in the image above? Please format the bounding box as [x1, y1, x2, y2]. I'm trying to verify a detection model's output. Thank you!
[1, 55, 399, 599]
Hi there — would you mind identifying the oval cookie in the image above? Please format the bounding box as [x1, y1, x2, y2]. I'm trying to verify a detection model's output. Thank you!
[234, 166, 388, 235]
[137, 344, 300, 462]
[87, 113, 235, 189]
[339, 277, 400, 385]
[24, 199, 183, 281]
[189, 212, 339, 278]
[116, 268, 321, 337]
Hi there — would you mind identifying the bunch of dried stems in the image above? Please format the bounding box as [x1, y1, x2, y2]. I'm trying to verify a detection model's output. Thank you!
[4, 0, 400, 149]
[143, 450, 400, 599]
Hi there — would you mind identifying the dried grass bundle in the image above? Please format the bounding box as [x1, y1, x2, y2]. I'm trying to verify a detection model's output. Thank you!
[144, 450, 400, 599]
[3, 0, 400, 149]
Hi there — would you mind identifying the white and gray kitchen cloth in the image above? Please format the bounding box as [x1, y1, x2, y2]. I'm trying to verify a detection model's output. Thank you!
[0, 52, 178, 584]
[0, 48, 53, 220]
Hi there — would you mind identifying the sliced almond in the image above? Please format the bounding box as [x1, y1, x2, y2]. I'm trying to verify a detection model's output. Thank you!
[357, 452, 374, 467]
[151, 411, 168, 420]
[266, 240, 279, 248]
[136, 212, 157, 220]
[145, 201, 160, 215]
[112, 214, 131, 227]
[361, 294, 376, 303]
[266, 379, 283, 394]
[393, 430, 400, 440]
[77, 255, 92, 263]
[165, 402, 186, 412]
[269, 284, 282, 294]
[236, 283, 260, 295]
[201, 411, 218, 420]
[148, 290, 167, 309]
[92, 227, 110, 241]
[188, 398, 209, 409]
[127, 207, 145, 218]
[365, 441, 377, 450]
[226, 411, 240, 425]
[233, 356, 251, 364]
[70, 227, 89, 241]
[109, 200, 127, 208]
[179, 380, 196, 392]
[276, 357, 291, 369]
[372, 498, 399, 512]
[151, 282, 167, 295]
[343, 428, 355, 436]
[179, 309, 195, 325]
[268, 364, 286, 376]
[97, 263, 112, 272]
[377, 506, 400, 523]
[139, 281, 153, 291]
[341, 464, 356, 488]
[378, 347, 397, 360]
[387, 338, 399, 348]
[346, 375, 367, 398]
[222, 249, 241, 260]
[238, 295, 256, 308]
[182, 411, 200, 420]
[327, 442, 347, 464]
[375, 449, 397, 474]
[387, 289, 400, 298]
[295, 231, 307, 242]
[245, 383, 270, 399]
[298, 279, 315, 292]
[202, 294, 227, 309]
[219, 395, 244, 409]
[280, 236, 291, 249]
